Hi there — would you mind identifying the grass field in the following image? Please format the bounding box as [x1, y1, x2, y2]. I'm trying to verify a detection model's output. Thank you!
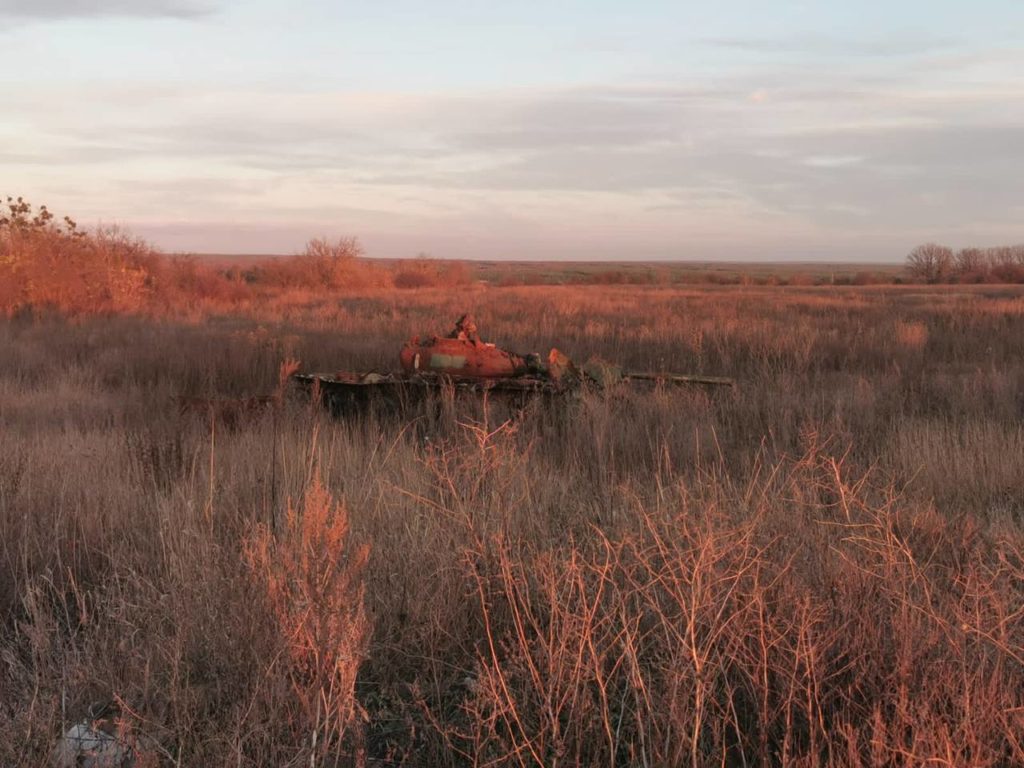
[197, 254, 905, 287]
[2, 282, 1023, 766]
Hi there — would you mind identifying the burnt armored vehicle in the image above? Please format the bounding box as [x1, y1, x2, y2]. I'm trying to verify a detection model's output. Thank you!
[292, 315, 733, 416]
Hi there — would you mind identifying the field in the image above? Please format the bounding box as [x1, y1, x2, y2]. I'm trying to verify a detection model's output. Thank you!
[2, 282, 1024, 766]
[197, 254, 905, 287]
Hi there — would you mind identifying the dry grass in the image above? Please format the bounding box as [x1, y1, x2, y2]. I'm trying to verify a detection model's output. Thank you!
[1, 283, 1023, 766]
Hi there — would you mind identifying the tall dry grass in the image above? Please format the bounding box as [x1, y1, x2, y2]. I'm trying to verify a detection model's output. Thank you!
[1, 283, 1023, 765]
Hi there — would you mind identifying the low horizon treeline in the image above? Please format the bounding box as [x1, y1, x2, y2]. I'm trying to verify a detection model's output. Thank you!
[6, 197, 1024, 316]
[906, 242, 1024, 284]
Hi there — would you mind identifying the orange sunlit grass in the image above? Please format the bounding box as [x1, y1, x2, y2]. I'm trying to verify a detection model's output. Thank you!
[2, 204, 1023, 765]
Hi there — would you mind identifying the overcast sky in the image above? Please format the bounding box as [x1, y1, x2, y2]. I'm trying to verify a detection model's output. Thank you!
[2, 0, 1022, 260]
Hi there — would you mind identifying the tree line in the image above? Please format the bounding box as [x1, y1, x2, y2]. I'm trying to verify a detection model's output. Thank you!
[906, 243, 1024, 284]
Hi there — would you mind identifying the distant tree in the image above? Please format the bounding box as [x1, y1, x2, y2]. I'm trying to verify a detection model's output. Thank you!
[955, 247, 984, 273]
[954, 247, 989, 282]
[304, 236, 362, 263]
[988, 245, 1016, 268]
[906, 243, 953, 283]
[989, 245, 1024, 283]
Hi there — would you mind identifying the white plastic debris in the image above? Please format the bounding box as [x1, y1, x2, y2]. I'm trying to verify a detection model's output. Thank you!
[52, 721, 137, 768]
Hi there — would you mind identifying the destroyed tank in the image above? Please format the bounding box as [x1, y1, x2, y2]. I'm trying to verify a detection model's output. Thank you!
[293, 314, 733, 415]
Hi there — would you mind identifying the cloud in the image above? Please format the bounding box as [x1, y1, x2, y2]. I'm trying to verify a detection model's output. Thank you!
[705, 34, 961, 58]
[801, 155, 865, 168]
[0, 0, 211, 22]
[5, 59, 1023, 258]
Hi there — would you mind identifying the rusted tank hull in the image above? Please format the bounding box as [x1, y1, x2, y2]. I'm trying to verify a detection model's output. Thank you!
[400, 337, 529, 378]
[290, 315, 733, 419]
[292, 371, 551, 417]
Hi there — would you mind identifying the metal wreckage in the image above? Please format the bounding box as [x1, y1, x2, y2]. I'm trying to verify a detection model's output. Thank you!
[292, 315, 733, 416]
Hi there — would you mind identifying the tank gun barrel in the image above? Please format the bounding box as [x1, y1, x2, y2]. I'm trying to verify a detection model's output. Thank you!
[622, 372, 734, 388]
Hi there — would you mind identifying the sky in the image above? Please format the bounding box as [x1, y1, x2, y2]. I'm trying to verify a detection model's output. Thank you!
[1, 1, 1022, 261]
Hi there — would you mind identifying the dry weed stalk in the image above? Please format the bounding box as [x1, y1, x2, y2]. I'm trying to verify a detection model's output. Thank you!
[417, 437, 1024, 767]
[244, 474, 371, 763]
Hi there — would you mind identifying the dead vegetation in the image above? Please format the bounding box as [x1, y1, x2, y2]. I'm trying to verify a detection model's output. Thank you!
[4, 197, 1024, 324]
[0, 199, 473, 317]
[1, 276, 1023, 765]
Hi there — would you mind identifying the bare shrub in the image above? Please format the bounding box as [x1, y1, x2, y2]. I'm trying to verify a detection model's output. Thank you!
[423, 447, 1024, 766]
[906, 242, 954, 283]
[392, 268, 437, 289]
[251, 237, 390, 291]
[244, 474, 371, 759]
[148, 255, 250, 306]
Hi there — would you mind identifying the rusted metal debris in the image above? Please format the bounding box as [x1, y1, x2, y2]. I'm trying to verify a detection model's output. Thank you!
[293, 315, 732, 415]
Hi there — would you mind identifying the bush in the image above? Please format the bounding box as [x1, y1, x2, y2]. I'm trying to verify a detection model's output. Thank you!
[148, 256, 251, 306]
[250, 237, 391, 291]
[1, 198, 158, 314]
[392, 268, 437, 289]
